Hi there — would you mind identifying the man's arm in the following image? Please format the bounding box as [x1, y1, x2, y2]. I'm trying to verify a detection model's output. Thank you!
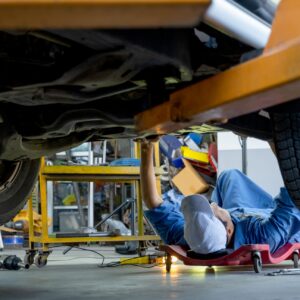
[140, 140, 187, 246]
[140, 141, 163, 209]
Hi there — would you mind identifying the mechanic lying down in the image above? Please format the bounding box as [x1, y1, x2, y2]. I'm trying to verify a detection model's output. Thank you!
[140, 140, 300, 255]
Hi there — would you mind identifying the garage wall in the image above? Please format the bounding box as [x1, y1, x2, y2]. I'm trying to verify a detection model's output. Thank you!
[217, 132, 284, 197]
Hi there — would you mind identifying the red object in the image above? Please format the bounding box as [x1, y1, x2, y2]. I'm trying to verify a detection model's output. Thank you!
[208, 143, 218, 173]
[186, 159, 216, 177]
[193, 166, 216, 177]
[186, 142, 218, 176]
[160, 243, 300, 267]
[187, 159, 213, 170]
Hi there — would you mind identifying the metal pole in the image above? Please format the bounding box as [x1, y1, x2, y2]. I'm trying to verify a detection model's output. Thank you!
[109, 185, 114, 214]
[102, 140, 107, 164]
[27, 195, 34, 246]
[40, 168, 50, 238]
[66, 150, 85, 228]
[130, 193, 136, 236]
[241, 136, 248, 175]
[47, 181, 54, 234]
[94, 199, 134, 228]
[88, 143, 94, 229]
[129, 140, 136, 236]
[203, 0, 271, 49]
[0, 230, 3, 250]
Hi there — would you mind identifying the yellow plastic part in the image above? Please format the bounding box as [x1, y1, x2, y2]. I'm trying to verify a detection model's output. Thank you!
[120, 256, 151, 265]
[181, 146, 209, 164]
[62, 194, 76, 206]
[13, 209, 51, 234]
[120, 255, 163, 265]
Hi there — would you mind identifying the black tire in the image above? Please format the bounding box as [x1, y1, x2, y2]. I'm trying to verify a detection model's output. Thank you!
[34, 255, 48, 268]
[252, 255, 262, 273]
[272, 113, 300, 208]
[166, 254, 172, 273]
[24, 252, 36, 266]
[292, 252, 299, 269]
[0, 159, 40, 224]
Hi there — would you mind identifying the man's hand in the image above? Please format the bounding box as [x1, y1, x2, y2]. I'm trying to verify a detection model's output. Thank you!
[135, 135, 160, 144]
[139, 136, 160, 161]
[140, 139, 154, 153]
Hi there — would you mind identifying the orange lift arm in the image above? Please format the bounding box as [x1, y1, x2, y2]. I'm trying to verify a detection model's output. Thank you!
[0, 0, 210, 29]
[135, 0, 300, 135]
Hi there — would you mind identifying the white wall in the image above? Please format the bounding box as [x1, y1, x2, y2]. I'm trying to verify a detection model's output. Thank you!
[217, 132, 284, 197]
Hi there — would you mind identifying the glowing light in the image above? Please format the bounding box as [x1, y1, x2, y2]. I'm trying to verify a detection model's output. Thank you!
[161, 256, 178, 264]
[171, 256, 178, 263]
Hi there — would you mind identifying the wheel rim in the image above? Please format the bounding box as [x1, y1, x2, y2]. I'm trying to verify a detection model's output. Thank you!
[0, 160, 23, 193]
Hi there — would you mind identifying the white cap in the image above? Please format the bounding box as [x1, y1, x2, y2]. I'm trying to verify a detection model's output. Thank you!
[181, 195, 227, 254]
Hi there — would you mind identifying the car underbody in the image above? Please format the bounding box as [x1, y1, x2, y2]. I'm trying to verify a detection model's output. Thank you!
[0, 25, 265, 161]
[6, 0, 300, 224]
[0, 0, 281, 162]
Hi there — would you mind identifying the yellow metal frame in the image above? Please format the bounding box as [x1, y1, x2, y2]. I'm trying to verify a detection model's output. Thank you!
[28, 142, 161, 252]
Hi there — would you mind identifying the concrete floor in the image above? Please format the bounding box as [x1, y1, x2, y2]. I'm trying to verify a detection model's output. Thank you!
[0, 247, 299, 300]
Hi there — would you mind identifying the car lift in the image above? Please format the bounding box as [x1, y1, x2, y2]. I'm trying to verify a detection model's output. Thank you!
[0, 2, 298, 150]
[135, 0, 300, 136]
[1, 0, 300, 270]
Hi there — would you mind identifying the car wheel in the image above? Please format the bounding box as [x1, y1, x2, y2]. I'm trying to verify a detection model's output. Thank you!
[272, 113, 300, 208]
[0, 159, 40, 224]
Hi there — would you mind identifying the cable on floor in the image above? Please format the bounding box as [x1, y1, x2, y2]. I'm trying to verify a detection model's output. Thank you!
[61, 245, 164, 269]
[98, 255, 164, 269]
[62, 246, 105, 266]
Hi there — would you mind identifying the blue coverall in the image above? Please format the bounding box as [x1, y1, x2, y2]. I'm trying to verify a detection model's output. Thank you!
[145, 169, 300, 253]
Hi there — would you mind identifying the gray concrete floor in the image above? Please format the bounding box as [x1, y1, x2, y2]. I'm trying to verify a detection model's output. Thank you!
[0, 246, 299, 300]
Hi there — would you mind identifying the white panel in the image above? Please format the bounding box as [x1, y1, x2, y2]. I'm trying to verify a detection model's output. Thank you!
[218, 132, 284, 197]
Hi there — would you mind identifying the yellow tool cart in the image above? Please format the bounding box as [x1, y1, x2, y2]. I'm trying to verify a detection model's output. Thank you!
[25, 141, 161, 267]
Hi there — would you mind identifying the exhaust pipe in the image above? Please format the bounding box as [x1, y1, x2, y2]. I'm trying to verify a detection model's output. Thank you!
[203, 0, 272, 49]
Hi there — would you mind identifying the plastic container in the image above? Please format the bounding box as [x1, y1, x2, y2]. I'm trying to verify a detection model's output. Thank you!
[181, 146, 209, 164]
[159, 136, 184, 168]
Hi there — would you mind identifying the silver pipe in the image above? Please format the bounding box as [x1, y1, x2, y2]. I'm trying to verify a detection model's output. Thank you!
[66, 150, 85, 228]
[88, 143, 94, 229]
[203, 0, 272, 49]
